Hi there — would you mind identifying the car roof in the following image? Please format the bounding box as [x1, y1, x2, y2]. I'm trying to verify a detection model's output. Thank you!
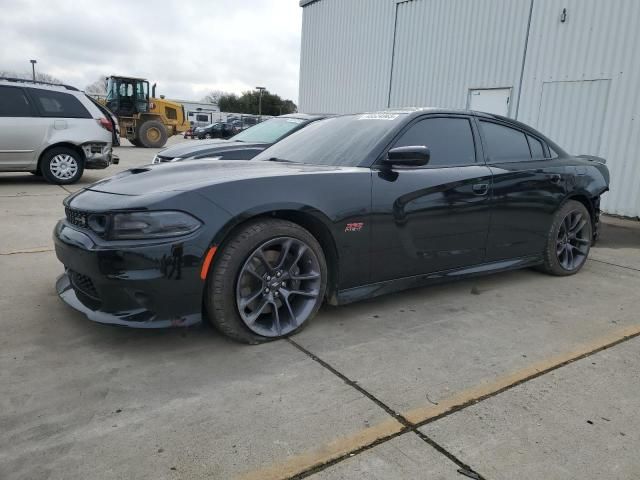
[0, 77, 80, 92]
[279, 113, 329, 121]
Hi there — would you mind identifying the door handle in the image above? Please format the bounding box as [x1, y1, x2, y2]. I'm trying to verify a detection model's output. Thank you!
[472, 183, 489, 195]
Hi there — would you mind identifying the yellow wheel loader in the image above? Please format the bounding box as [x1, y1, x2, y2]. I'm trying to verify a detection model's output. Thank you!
[105, 76, 188, 148]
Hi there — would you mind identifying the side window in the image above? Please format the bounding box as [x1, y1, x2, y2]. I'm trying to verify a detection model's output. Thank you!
[480, 121, 531, 162]
[196, 114, 209, 122]
[29, 88, 92, 119]
[0, 86, 34, 117]
[165, 107, 177, 120]
[393, 117, 476, 166]
[527, 135, 545, 159]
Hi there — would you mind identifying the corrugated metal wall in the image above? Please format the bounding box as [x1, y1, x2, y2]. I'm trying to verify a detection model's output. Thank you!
[298, 0, 396, 113]
[389, 0, 531, 111]
[517, 0, 640, 217]
[299, 0, 640, 217]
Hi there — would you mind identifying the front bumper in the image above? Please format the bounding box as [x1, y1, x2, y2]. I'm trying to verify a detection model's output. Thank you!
[54, 221, 206, 328]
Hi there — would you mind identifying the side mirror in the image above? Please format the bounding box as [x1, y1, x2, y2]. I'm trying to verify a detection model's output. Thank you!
[384, 146, 430, 167]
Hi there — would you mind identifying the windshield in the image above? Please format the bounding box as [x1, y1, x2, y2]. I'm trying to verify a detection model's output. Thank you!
[252, 114, 407, 166]
[233, 117, 307, 143]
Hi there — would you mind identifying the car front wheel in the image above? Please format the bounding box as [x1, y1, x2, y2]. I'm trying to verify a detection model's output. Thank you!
[206, 219, 327, 344]
[541, 200, 592, 276]
[40, 147, 84, 184]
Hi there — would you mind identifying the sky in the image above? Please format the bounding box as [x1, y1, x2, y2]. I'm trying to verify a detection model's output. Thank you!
[0, 0, 303, 103]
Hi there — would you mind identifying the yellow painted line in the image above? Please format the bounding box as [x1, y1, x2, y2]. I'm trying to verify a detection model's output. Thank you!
[404, 323, 640, 424]
[0, 247, 54, 256]
[237, 417, 404, 480]
[237, 324, 640, 480]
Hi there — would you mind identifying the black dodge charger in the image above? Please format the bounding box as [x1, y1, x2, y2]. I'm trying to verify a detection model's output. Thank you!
[54, 109, 609, 343]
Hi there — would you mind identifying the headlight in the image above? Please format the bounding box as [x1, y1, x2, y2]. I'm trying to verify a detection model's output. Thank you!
[110, 211, 202, 240]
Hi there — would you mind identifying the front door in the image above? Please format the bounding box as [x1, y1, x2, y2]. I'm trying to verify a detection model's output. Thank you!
[371, 115, 492, 282]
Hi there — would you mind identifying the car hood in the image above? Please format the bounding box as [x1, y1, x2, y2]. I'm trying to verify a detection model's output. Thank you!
[85, 160, 360, 196]
[158, 139, 267, 159]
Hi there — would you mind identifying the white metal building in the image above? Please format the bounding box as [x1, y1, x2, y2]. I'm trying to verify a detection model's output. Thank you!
[298, 0, 640, 217]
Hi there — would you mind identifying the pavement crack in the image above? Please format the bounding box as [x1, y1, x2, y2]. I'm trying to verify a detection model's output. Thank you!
[286, 338, 487, 479]
[590, 258, 640, 273]
[58, 185, 73, 194]
[0, 247, 54, 256]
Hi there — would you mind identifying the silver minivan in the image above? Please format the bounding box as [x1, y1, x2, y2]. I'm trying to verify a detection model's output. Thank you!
[0, 78, 118, 184]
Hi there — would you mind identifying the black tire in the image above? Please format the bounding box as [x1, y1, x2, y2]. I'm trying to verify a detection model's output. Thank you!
[137, 120, 168, 148]
[40, 147, 84, 185]
[30, 170, 42, 176]
[206, 219, 327, 344]
[540, 200, 592, 276]
[129, 138, 142, 147]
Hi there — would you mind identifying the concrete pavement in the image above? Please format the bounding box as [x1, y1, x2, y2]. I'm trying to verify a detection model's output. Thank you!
[1, 137, 639, 479]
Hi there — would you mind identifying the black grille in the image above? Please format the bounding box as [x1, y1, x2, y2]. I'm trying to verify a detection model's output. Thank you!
[65, 207, 89, 229]
[69, 270, 99, 299]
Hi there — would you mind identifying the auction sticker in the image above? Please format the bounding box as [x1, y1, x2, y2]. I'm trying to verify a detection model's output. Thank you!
[358, 113, 399, 120]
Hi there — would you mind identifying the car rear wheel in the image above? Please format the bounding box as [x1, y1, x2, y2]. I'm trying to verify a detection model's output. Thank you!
[206, 219, 327, 344]
[541, 200, 592, 276]
[40, 147, 84, 184]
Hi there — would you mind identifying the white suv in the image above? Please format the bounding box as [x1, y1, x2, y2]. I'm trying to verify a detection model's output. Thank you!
[0, 78, 119, 184]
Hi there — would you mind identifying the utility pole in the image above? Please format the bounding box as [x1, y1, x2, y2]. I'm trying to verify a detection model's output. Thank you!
[256, 86, 266, 117]
[30, 59, 37, 81]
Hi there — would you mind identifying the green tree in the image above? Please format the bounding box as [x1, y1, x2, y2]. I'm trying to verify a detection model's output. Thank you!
[218, 90, 296, 116]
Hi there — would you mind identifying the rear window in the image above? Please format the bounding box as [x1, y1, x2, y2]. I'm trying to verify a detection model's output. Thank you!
[0, 86, 34, 117]
[29, 88, 92, 119]
[480, 120, 531, 162]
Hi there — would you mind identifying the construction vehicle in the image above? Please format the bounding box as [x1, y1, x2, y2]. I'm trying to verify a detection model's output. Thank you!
[104, 76, 189, 148]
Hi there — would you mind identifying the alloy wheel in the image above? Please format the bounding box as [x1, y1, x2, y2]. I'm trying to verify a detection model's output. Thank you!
[556, 209, 590, 271]
[49, 154, 78, 180]
[236, 237, 322, 337]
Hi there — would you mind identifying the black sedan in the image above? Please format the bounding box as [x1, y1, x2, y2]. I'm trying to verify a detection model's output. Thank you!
[194, 122, 234, 140]
[54, 108, 609, 343]
[152, 114, 326, 164]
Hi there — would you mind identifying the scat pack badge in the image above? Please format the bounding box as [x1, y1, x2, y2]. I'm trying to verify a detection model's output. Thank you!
[345, 222, 364, 232]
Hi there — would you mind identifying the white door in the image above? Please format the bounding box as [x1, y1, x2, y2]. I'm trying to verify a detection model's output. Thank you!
[468, 88, 511, 116]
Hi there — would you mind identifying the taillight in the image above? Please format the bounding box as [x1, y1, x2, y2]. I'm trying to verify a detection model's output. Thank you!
[97, 117, 113, 132]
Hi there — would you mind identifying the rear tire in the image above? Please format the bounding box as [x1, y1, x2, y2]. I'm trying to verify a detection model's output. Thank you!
[138, 120, 168, 148]
[540, 200, 592, 276]
[206, 219, 327, 344]
[40, 147, 84, 185]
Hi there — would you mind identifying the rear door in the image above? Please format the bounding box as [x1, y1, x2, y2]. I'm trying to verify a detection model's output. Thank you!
[477, 118, 566, 261]
[0, 85, 47, 169]
[371, 115, 492, 281]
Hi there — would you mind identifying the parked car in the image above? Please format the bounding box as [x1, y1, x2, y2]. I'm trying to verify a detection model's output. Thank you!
[0, 77, 118, 184]
[153, 114, 326, 164]
[54, 108, 609, 344]
[194, 122, 234, 140]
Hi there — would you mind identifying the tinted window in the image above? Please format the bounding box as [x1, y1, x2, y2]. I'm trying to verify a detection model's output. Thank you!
[29, 88, 91, 118]
[233, 117, 306, 143]
[196, 114, 209, 122]
[527, 135, 545, 159]
[0, 86, 34, 117]
[480, 121, 531, 161]
[393, 117, 476, 166]
[253, 114, 407, 166]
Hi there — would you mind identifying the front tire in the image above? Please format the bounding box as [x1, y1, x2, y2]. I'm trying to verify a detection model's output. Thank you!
[138, 120, 168, 148]
[40, 147, 84, 184]
[206, 219, 327, 344]
[541, 200, 592, 276]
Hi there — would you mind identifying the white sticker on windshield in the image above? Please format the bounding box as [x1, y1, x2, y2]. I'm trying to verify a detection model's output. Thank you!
[358, 113, 399, 121]
[286, 119, 304, 124]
